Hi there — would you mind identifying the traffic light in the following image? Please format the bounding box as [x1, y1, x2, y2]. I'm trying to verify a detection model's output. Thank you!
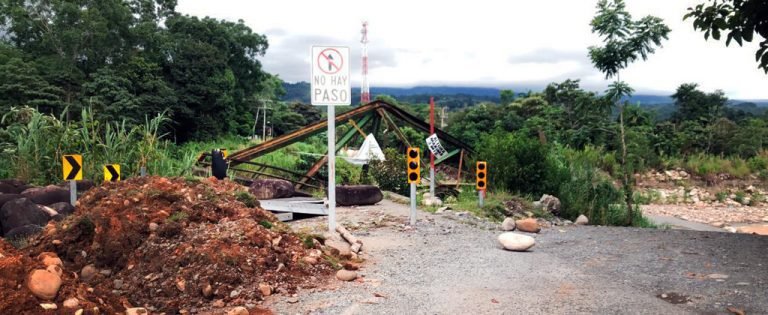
[407, 147, 420, 184]
[476, 161, 487, 190]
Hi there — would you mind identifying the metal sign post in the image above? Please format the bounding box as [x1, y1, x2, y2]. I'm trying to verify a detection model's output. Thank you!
[410, 183, 417, 225]
[63, 154, 82, 206]
[311, 45, 351, 233]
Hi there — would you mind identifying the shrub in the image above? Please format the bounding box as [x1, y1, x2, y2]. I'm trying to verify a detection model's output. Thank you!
[370, 148, 410, 195]
[477, 131, 568, 196]
[715, 191, 728, 203]
[734, 191, 746, 205]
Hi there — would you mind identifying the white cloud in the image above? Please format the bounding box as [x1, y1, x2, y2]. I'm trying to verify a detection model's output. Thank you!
[177, 0, 768, 99]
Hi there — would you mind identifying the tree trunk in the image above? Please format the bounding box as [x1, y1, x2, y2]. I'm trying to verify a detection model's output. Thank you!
[619, 106, 634, 226]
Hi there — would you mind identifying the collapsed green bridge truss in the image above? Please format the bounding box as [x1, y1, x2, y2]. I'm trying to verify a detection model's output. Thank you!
[196, 100, 475, 193]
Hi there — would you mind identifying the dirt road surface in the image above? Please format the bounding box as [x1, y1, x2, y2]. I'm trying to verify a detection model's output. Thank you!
[269, 200, 768, 314]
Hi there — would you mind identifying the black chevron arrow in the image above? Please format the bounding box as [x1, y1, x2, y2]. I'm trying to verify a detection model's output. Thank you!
[106, 165, 120, 182]
[65, 155, 81, 180]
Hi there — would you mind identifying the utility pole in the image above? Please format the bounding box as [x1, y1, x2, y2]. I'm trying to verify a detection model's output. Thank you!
[360, 21, 371, 104]
[261, 99, 270, 140]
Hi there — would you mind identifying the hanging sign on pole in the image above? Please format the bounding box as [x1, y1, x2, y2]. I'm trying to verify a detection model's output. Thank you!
[425, 134, 447, 159]
[311, 46, 350, 233]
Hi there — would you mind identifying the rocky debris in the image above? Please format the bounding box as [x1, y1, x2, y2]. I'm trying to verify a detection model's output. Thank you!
[125, 307, 149, 315]
[575, 215, 589, 225]
[63, 297, 79, 308]
[326, 240, 352, 258]
[421, 193, 443, 207]
[80, 264, 97, 281]
[515, 218, 541, 233]
[39, 303, 57, 310]
[336, 185, 383, 206]
[1, 198, 50, 237]
[227, 306, 249, 315]
[248, 179, 295, 199]
[21, 185, 70, 206]
[27, 269, 62, 300]
[497, 232, 535, 251]
[336, 269, 358, 281]
[501, 217, 516, 231]
[536, 194, 561, 215]
[1, 177, 349, 314]
[503, 198, 530, 216]
[642, 204, 768, 226]
[259, 283, 272, 296]
[735, 225, 768, 236]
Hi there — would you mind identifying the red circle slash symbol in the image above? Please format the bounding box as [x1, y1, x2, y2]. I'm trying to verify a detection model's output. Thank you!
[317, 48, 343, 75]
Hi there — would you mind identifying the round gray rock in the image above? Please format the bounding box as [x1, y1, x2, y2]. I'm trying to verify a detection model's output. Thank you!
[501, 217, 516, 231]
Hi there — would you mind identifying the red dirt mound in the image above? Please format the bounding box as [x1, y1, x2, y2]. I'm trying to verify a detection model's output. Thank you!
[2, 176, 337, 314]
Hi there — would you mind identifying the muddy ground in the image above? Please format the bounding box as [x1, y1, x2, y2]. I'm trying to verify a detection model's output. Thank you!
[269, 199, 768, 314]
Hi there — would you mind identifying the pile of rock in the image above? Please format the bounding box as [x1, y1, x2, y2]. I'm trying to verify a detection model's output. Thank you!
[0, 179, 88, 240]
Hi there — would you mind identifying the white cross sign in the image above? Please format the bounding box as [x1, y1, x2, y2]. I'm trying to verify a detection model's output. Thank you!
[311, 46, 351, 106]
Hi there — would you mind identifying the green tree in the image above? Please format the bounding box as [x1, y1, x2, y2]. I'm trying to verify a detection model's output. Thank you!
[500, 89, 516, 105]
[588, 0, 670, 225]
[685, 0, 768, 73]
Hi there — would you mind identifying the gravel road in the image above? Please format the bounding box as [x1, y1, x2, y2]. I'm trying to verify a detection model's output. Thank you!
[269, 200, 768, 314]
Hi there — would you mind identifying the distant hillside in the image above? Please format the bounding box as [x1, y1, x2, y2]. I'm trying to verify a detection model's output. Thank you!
[281, 82, 768, 108]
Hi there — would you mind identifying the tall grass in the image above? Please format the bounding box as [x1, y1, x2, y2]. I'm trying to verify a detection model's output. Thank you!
[0, 106, 201, 184]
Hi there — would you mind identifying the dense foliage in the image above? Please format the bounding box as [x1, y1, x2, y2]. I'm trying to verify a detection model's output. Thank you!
[685, 0, 768, 73]
[0, 0, 280, 141]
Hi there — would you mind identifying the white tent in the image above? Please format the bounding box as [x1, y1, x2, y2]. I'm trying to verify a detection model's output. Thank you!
[342, 134, 386, 165]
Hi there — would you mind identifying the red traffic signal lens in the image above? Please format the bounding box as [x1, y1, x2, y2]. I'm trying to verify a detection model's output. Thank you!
[408, 149, 418, 158]
[478, 163, 486, 170]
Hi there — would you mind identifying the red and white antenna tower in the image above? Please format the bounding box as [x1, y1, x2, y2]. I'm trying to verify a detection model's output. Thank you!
[360, 21, 371, 104]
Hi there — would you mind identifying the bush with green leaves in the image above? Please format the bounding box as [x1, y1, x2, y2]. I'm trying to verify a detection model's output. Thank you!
[477, 131, 568, 197]
[369, 148, 410, 195]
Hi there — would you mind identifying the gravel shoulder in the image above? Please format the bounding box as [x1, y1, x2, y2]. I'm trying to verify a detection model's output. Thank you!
[269, 200, 768, 314]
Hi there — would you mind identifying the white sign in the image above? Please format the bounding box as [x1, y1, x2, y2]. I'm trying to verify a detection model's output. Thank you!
[311, 46, 350, 106]
[425, 134, 447, 158]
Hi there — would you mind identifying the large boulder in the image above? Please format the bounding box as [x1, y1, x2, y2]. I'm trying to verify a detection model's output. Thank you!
[0, 179, 30, 194]
[4, 224, 44, 240]
[0, 194, 22, 209]
[1, 198, 50, 237]
[498, 232, 536, 251]
[336, 185, 383, 206]
[248, 179, 294, 200]
[49, 202, 75, 216]
[21, 185, 69, 206]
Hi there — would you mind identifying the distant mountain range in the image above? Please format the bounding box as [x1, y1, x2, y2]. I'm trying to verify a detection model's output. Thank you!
[282, 82, 768, 107]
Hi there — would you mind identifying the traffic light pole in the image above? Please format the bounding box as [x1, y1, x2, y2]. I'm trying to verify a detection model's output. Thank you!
[410, 182, 417, 225]
[478, 189, 484, 207]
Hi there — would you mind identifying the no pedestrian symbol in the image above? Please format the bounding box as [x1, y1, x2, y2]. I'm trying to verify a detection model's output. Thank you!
[317, 48, 344, 75]
[311, 46, 350, 106]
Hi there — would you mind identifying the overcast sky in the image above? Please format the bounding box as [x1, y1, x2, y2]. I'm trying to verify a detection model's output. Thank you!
[177, 0, 768, 99]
